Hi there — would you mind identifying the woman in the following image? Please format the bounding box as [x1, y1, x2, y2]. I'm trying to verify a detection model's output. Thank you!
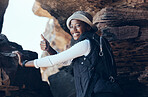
[13, 11, 121, 97]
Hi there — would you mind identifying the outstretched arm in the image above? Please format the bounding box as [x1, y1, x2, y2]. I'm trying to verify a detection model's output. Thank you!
[34, 39, 90, 68]
[13, 39, 90, 68]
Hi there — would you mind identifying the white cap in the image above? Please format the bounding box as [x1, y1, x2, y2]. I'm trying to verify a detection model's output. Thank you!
[66, 11, 97, 31]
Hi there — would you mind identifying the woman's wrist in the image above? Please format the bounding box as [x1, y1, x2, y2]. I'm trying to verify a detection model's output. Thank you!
[47, 46, 57, 55]
[21, 60, 28, 67]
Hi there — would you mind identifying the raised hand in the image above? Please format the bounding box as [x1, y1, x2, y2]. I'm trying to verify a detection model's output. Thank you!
[40, 34, 57, 55]
[40, 34, 50, 51]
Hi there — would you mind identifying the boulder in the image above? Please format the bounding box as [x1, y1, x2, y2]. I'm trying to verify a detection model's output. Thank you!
[0, 34, 53, 97]
[32, 1, 148, 97]
[0, 0, 9, 33]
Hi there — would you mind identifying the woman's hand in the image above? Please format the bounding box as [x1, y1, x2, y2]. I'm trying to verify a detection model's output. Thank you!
[40, 34, 50, 51]
[40, 34, 57, 55]
[13, 51, 35, 68]
[12, 51, 23, 66]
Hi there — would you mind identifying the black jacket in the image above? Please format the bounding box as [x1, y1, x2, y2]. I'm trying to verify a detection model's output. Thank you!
[71, 31, 118, 97]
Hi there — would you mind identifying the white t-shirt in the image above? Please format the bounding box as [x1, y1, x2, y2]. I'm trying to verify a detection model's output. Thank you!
[34, 39, 91, 68]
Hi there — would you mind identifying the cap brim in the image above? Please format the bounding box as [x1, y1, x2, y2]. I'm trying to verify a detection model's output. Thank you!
[66, 14, 97, 31]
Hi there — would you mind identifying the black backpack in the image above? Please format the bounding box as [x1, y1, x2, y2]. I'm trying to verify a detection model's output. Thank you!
[84, 33, 122, 97]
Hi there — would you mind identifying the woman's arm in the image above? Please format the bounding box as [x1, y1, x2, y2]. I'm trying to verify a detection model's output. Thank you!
[34, 39, 90, 68]
[23, 61, 35, 67]
[14, 39, 90, 68]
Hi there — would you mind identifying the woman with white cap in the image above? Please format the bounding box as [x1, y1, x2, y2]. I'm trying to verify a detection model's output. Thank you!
[13, 11, 121, 97]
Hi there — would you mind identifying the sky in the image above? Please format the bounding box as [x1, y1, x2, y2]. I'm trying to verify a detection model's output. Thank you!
[2, 0, 49, 57]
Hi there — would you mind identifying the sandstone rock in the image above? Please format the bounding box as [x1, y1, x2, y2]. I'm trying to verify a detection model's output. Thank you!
[0, 68, 10, 86]
[101, 26, 139, 41]
[138, 66, 148, 85]
[40, 18, 71, 82]
[36, 0, 113, 32]
[140, 27, 148, 40]
[0, 34, 53, 97]
[0, 0, 9, 33]
[32, 1, 53, 18]
[32, 0, 148, 97]
[93, 7, 148, 27]
[93, 9, 148, 96]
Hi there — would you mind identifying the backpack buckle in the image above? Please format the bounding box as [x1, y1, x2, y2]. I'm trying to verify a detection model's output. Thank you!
[109, 76, 115, 83]
[99, 51, 103, 56]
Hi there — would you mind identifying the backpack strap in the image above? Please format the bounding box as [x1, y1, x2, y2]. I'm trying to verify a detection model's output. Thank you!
[95, 34, 116, 82]
[93, 31, 103, 57]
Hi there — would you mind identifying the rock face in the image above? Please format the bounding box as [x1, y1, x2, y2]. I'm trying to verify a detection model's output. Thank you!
[0, 0, 148, 97]
[36, 0, 113, 32]
[33, 0, 148, 97]
[0, 34, 53, 97]
[0, 0, 9, 33]
[94, 7, 148, 97]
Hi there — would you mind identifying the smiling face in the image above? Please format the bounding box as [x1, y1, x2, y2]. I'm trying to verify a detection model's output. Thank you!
[69, 20, 90, 40]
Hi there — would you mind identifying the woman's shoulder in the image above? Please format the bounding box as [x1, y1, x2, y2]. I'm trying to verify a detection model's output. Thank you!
[73, 39, 90, 49]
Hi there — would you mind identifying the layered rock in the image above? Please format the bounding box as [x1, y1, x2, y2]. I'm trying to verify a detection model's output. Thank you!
[94, 6, 148, 97]
[0, 0, 9, 33]
[36, 0, 114, 33]
[32, 0, 148, 97]
[0, 34, 53, 97]
[1, 0, 148, 97]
